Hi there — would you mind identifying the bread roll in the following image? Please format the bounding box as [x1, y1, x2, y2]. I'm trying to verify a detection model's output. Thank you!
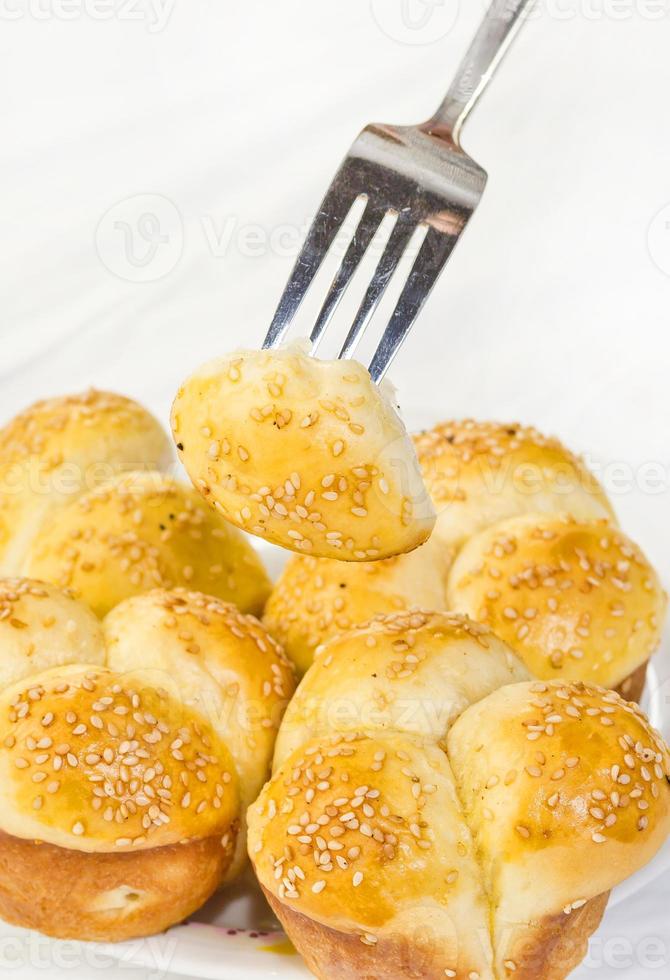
[415, 419, 614, 550]
[104, 587, 296, 875]
[0, 579, 295, 941]
[0, 390, 171, 573]
[248, 612, 670, 979]
[272, 610, 529, 763]
[22, 470, 271, 618]
[171, 346, 435, 561]
[263, 418, 619, 675]
[0, 663, 236, 941]
[0, 578, 105, 689]
[447, 514, 666, 696]
[447, 679, 670, 977]
[263, 533, 453, 674]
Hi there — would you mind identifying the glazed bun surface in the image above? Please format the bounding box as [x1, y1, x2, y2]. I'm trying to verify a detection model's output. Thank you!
[22, 470, 271, 617]
[415, 420, 614, 550]
[447, 514, 666, 689]
[104, 589, 295, 822]
[448, 679, 670, 976]
[0, 663, 238, 854]
[249, 609, 670, 980]
[0, 578, 295, 941]
[0, 390, 171, 573]
[253, 732, 496, 979]
[171, 346, 435, 561]
[263, 534, 452, 674]
[0, 578, 105, 689]
[273, 611, 529, 765]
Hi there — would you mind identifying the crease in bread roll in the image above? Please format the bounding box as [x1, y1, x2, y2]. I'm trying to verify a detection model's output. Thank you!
[248, 611, 670, 979]
[272, 610, 530, 767]
[0, 578, 296, 941]
[171, 345, 436, 561]
[447, 513, 667, 692]
[415, 419, 615, 551]
[21, 470, 271, 617]
[103, 587, 296, 877]
[0, 389, 271, 616]
[447, 679, 670, 977]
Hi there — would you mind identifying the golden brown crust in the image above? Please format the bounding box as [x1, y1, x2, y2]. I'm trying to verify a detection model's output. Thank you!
[264, 887, 609, 980]
[0, 578, 297, 940]
[271, 611, 529, 766]
[22, 471, 271, 618]
[104, 588, 296, 878]
[615, 661, 648, 703]
[501, 892, 609, 980]
[414, 420, 614, 551]
[264, 887, 469, 980]
[171, 347, 435, 561]
[262, 536, 454, 675]
[249, 613, 670, 980]
[0, 828, 233, 942]
[0, 663, 239, 853]
[0, 390, 172, 574]
[446, 514, 666, 689]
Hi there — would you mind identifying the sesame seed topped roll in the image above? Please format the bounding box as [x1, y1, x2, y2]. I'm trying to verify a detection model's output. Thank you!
[249, 734, 496, 980]
[263, 533, 453, 674]
[0, 578, 105, 689]
[0, 390, 172, 574]
[0, 663, 239, 942]
[273, 611, 529, 765]
[414, 420, 614, 551]
[22, 471, 271, 618]
[248, 609, 670, 979]
[171, 346, 435, 561]
[0, 578, 295, 942]
[447, 514, 667, 696]
[0, 664, 238, 854]
[104, 588, 296, 875]
[447, 680, 670, 978]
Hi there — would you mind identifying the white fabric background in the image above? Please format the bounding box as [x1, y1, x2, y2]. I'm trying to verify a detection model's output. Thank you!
[1, 1, 669, 977]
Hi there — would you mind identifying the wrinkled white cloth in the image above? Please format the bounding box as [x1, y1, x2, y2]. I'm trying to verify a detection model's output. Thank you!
[1, 2, 669, 978]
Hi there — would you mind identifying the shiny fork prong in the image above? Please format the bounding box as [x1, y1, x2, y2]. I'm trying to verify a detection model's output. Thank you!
[368, 228, 457, 383]
[338, 214, 414, 360]
[309, 201, 388, 352]
[262, 188, 356, 350]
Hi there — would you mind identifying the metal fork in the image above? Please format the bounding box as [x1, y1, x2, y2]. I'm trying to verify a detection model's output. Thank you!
[263, 0, 535, 382]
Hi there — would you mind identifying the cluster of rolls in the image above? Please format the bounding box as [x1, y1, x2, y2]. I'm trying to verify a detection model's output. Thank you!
[263, 417, 666, 700]
[249, 611, 670, 979]
[0, 389, 271, 616]
[0, 579, 294, 941]
[171, 349, 669, 978]
[0, 388, 293, 940]
[0, 356, 668, 980]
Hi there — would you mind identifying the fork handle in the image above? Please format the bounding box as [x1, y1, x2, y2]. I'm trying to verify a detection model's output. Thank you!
[426, 0, 536, 145]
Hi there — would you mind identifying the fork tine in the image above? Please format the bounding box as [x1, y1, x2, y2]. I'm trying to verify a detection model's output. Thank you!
[262, 188, 356, 349]
[309, 201, 387, 351]
[368, 228, 456, 383]
[338, 215, 414, 360]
